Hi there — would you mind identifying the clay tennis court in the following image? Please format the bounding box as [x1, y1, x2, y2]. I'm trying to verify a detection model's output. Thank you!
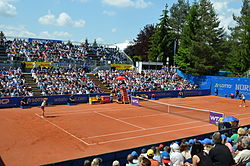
[0, 95, 249, 166]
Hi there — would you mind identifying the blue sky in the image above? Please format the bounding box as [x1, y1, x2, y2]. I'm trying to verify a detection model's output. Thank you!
[0, 0, 242, 45]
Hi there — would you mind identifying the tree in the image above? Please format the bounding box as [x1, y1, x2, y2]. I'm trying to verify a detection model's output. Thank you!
[175, 0, 225, 75]
[124, 24, 156, 62]
[84, 38, 89, 48]
[92, 39, 98, 48]
[0, 31, 6, 45]
[170, 0, 190, 58]
[148, 4, 176, 65]
[227, 0, 250, 75]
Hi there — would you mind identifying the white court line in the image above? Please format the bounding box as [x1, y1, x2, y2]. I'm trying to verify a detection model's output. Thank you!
[35, 113, 96, 146]
[95, 111, 146, 130]
[97, 124, 212, 145]
[83, 120, 200, 139]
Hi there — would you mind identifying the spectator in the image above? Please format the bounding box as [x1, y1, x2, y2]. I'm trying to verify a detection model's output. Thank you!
[170, 143, 184, 166]
[131, 151, 139, 164]
[147, 149, 159, 166]
[209, 132, 235, 166]
[126, 154, 137, 166]
[187, 142, 213, 166]
[161, 152, 171, 166]
[84, 160, 91, 166]
[140, 148, 147, 158]
[234, 136, 250, 165]
[153, 147, 162, 165]
[202, 138, 214, 154]
[91, 158, 102, 166]
[180, 143, 191, 162]
[139, 157, 151, 166]
[112, 160, 120, 166]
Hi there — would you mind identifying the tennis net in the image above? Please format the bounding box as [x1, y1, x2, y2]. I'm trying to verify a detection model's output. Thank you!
[131, 96, 216, 122]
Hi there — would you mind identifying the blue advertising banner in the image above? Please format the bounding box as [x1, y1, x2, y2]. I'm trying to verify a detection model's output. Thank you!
[133, 89, 210, 98]
[178, 69, 250, 100]
[0, 90, 209, 109]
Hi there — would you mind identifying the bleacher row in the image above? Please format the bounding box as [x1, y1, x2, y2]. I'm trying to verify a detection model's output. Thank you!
[0, 67, 198, 98]
[4, 38, 125, 64]
[44, 126, 250, 166]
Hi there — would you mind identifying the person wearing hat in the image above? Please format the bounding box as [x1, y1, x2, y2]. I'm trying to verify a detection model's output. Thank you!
[209, 132, 235, 166]
[147, 149, 159, 166]
[131, 151, 139, 164]
[170, 143, 184, 166]
[161, 152, 171, 166]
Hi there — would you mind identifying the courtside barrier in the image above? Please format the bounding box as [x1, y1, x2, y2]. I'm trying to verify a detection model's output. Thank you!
[0, 90, 209, 108]
[133, 89, 211, 99]
[42, 125, 250, 166]
[0, 93, 110, 108]
[177, 70, 250, 100]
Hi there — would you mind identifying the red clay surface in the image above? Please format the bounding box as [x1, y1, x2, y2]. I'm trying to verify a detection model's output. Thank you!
[0, 95, 249, 166]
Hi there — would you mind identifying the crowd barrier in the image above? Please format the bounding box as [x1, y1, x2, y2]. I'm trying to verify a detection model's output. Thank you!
[0, 90, 210, 108]
[42, 124, 250, 166]
[133, 89, 211, 98]
[177, 70, 250, 100]
[0, 93, 110, 108]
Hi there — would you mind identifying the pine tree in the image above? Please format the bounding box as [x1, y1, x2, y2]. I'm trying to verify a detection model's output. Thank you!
[175, 0, 225, 75]
[227, 0, 250, 75]
[170, 0, 190, 58]
[148, 4, 175, 65]
[92, 39, 98, 48]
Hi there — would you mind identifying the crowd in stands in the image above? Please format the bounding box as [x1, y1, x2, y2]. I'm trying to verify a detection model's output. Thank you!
[97, 68, 198, 94]
[31, 67, 103, 96]
[84, 127, 250, 166]
[4, 38, 124, 65]
[0, 68, 33, 97]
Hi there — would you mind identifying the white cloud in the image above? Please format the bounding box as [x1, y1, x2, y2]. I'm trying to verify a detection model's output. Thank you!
[96, 37, 104, 43]
[211, 0, 241, 32]
[103, 10, 116, 16]
[102, 0, 151, 8]
[39, 31, 72, 39]
[0, 24, 36, 37]
[38, 11, 86, 27]
[0, 24, 72, 39]
[0, 0, 17, 16]
[111, 28, 117, 32]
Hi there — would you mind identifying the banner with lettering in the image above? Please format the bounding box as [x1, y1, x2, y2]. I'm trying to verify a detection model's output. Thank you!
[209, 111, 224, 124]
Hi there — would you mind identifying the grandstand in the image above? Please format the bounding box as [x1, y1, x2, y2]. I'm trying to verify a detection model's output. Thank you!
[0, 37, 250, 166]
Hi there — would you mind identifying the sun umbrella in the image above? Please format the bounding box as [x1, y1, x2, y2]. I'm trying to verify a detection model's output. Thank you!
[116, 76, 126, 80]
[222, 116, 239, 122]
